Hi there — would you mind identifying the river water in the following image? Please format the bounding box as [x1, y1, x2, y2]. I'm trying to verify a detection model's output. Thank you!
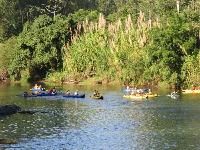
[0, 83, 200, 149]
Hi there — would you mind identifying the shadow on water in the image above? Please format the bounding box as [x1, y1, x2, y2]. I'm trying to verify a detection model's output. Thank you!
[0, 83, 200, 149]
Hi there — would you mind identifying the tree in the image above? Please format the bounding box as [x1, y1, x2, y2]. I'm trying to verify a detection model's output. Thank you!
[0, 0, 18, 41]
[147, 13, 199, 84]
[41, 0, 65, 20]
[15, 15, 69, 80]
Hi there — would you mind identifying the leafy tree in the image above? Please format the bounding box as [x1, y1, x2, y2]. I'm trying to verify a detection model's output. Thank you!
[0, 0, 18, 41]
[0, 37, 18, 71]
[147, 13, 199, 84]
[0, 0, 98, 41]
[69, 9, 99, 22]
[181, 53, 200, 87]
[15, 15, 69, 80]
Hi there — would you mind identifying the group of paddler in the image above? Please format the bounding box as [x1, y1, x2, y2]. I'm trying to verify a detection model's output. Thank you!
[123, 84, 200, 100]
[182, 85, 200, 94]
[90, 90, 104, 99]
[123, 86, 158, 99]
[30, 84, 57, 95]
[24, 83, 200, 100]
[25, 84, 104, 99]
[62, 89, 103, 99]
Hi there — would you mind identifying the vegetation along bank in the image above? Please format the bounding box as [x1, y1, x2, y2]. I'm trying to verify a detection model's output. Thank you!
[0, 0, 199, 88]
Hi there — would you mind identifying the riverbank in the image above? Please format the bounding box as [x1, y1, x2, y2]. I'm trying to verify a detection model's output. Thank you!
[44, 75, 172, 90]
[1, 71, 176, 90]
[44, 76, 122, 86]
[2, 76, 171, 90]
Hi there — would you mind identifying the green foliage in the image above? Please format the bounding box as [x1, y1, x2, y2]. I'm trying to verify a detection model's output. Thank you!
[0, 37, 19, 71]
[13, 14, 69, 80]
[69, 9, 99, 22]
[64, 30, 111, 76]
[63, 6, 200, 85]
[0, 0, 200, 86]
[0, 0, 19, 41]
[0, 37, 28, 80]
[106, 1, 138, 22]
[63, 14, 149, 84]
[0, 0, 98, 41]
[181, 52, 200, 86]
[46, 71, 67, 83]
[147, 13, 199, 84]
[97, 0, 117, 15]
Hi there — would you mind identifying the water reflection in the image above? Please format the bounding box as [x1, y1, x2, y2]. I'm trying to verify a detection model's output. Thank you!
[0, 84, 200, 149]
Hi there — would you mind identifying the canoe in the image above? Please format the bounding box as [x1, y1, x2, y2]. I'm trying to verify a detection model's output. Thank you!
[90, 95, 104, 100]
[23, 92, 57, 97]
[62, 94, 85, 98]
[123, 93, 158, 99]
[182, 89, 200, 94]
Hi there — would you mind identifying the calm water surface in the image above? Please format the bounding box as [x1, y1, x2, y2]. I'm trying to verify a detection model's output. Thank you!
[0, 83, 200, 150]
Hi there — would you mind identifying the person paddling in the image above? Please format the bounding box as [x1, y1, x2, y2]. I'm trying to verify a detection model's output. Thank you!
[93, 90, 100, 97]
[48, 87, 57, 94]
[66, 90, 70, 95]
[74, 90, 79, 95]
[31, 84, 39, 95]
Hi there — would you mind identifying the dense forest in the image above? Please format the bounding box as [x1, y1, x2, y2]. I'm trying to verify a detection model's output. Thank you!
[0, 0, 199, 87]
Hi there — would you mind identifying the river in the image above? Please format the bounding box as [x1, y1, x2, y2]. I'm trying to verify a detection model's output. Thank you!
[0, 83, 200, 149]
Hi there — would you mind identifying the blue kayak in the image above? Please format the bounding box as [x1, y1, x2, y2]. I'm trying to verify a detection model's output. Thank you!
[62, 94, 85, 98]
[23, 92, 57, 97]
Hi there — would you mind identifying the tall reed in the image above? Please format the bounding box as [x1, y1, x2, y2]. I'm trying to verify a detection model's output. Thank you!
[63, 10, 195, 85]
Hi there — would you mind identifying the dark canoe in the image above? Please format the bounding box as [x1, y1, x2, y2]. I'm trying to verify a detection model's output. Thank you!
[62, 94, 85, 98]
[23, 92, 57, 97]
[90, 95, 104, 100]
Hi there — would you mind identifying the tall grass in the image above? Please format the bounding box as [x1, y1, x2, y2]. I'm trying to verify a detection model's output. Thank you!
[62, 12, 159, 84]
[62, 4, 199, 86]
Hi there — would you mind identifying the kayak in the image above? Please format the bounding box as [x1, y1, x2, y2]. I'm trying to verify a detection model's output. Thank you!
[62, 94, 85, 98]
[23, 92, 57, 97]
[123, 93, 158, 99]
[182, 89, 200, 94]
[90, 95, 104, 100]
